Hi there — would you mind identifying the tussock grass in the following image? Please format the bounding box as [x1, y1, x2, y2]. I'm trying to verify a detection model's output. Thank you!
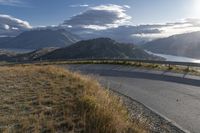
[37, 60, 200, 76]
[1, 60, 200, 76]
[0, 65, 146, 133]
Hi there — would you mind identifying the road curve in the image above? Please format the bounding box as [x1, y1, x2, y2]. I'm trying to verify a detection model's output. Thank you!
[61, 64, 200, 133]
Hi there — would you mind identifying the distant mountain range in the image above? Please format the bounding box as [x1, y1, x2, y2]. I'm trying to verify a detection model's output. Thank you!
[0, 38, 163, 62]
[143, 31, 200, 59]
[2, 26, 200, 60]
[0, 29, 80, 49]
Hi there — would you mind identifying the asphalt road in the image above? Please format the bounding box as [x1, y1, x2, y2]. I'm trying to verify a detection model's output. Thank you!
[62, 64, 200, 133]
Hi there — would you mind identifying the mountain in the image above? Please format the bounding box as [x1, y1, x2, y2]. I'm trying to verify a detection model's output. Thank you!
[0, 29, 80, 49]
[15, 47, 58, 61]
[38, 38, 162, 60]
[143, 31, 200, 59]
[0, 49, 17, 61]
[0, 37, 13, 43]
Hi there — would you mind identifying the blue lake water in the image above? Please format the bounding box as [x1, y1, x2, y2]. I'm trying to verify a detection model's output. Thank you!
[2, 48, 200, 64]
[146, 51, 200, 63]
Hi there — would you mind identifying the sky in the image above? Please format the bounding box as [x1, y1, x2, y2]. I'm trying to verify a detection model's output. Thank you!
[0, 0, 200, 42]
[0, 0, 199, 26]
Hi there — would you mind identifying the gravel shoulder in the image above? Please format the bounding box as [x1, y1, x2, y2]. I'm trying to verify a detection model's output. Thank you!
[112, 90, 188, 133]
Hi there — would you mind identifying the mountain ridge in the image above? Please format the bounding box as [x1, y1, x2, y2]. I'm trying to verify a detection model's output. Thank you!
[142, 31, 200, 59]
[0, 29, 80, 49]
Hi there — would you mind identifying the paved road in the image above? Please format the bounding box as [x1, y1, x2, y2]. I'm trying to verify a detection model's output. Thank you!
[62, 64, 200, 133]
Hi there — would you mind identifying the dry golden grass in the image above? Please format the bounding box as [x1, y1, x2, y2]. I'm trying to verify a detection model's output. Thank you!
[27, 60, 200, 76]
[0, 65, 146, 133]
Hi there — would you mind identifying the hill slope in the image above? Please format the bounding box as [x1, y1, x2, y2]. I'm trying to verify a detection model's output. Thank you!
[0, 65, 146, 132]
[143, 31, 200, 58]
[0, 29, 80, 49]
[0, 49, 17, 61]
[40, 38, 161, 60]
[15, 47, 57, 61]
[0, 37, 13, 44]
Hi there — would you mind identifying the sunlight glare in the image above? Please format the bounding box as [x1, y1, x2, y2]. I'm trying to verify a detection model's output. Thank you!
[192, 0, 200, 18]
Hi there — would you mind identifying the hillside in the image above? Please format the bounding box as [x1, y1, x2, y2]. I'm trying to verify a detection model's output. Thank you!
[143, 31, 200, 59]
[15, 47, 58, 61]
[0, 37, 13, 44]
[0, 29, 80, 49]
[0, 49, 17, 61]
[0, 65, 146, 132]
[39, 38, 162, 60]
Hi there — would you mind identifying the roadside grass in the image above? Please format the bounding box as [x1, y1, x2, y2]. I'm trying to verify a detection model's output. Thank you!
[31, 60, 200, 76]
[0, 65, 148, 133]
[1, 60, 200, 76]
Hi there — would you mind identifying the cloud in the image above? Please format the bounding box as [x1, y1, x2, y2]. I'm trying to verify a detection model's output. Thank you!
[69, 4, 89, 7]
[126, 18, 200, 42]
[0, 14, 32, 36]
[61, 16, 200, 44]
[0, 0, 24, 6]
[60, 4, 200, 43]
[123, 5, 131, 9]
[65, 25, 163, 43]
[62, 4, 132, 30]
[147, 18, 200, 37]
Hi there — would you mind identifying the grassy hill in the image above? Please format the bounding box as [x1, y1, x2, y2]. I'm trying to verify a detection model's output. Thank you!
[0, 65, 146, 133]
[39, 38, 162, 61]
[15, 47, 58, 61]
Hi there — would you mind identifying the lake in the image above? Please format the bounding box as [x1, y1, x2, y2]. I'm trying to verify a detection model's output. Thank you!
[146, 51, 200, 63]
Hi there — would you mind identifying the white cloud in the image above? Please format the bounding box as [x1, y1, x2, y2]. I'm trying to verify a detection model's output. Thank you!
[0, 14, 32, 28]
[3, 24, 9, 30]
[139, 18, 200, 39]
[61, 16, 200, 44]
[62, 6, 200, 42]
[123, 5, 131, 9]
[0, 0, 23, 6]
[63, 4, 132, 30]
[69, 4, 89, 7]
[60, 4, 200, 43]
[0, 14, 32, 36]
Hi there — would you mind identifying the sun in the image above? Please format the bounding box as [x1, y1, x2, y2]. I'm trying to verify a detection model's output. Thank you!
[192, 0, 200, 18]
